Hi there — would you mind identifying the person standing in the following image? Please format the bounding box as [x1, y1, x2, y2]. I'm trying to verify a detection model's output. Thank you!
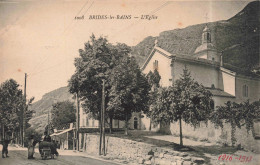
[1, 139, 11, 158]
[27, 135, 38, 159]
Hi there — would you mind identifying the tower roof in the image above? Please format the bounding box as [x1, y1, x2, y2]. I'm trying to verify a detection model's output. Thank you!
[194, 43, 217, 54]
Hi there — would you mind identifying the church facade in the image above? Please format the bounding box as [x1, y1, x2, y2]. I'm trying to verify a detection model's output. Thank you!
[141, 26, 259, 104]
[141, 26, 260, 151]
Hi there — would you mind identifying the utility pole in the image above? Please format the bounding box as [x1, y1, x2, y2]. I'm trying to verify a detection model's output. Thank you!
[47, 107, 50, 135]
[99, 103, 102, 155]
[76, 93, 80, 151]
[22, 73, 27, 147]
[102, 79, 106, 156]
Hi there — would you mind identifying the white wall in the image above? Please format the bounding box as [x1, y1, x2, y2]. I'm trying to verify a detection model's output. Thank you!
[143, 51, 172, 87]
[222, 71, 235, 96]
[174, 60, 220, 88]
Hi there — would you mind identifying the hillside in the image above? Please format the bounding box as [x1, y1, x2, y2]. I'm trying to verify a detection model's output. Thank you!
[29, 86, 74, 133]
[132, 1, 259, 73]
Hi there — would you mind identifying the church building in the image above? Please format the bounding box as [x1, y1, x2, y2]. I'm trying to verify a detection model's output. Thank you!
[142, 25, 259, 106]
[141, 25, 260, 151]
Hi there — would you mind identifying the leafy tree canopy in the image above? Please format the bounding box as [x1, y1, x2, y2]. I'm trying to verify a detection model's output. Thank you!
[68, 35, 150, 125]
[211, 99, 260, 146]
[150, 66, 213, 145]
[151, 67, 213, 127]
[51, 101, 76, 129]
[68, 35, 131, 120]
[0, 79, 24, 131]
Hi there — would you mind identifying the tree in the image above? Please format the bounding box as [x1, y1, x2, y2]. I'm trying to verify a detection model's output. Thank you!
[51, 101, 76, 129]
[150, 67, 213, 146]
[68, 35, 130, 127]
[69, 35, 150, 135]
[108, 56, 150, 135]
[241, 100, 260, 136]
[211, 101, 242, 146]
[0, 79, 35, 143]
[211, 100, 260, 146]
[146, 69, 161, 89]
[146, 70, 161, 130]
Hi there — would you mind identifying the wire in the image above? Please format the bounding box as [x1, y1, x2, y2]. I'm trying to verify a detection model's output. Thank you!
[111, 1, 171, 39]
[28, 0, 94, 76]
[28, 58, 72, 78]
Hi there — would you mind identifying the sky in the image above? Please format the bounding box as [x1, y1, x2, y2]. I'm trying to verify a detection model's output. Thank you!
[0, 0, 254, 101]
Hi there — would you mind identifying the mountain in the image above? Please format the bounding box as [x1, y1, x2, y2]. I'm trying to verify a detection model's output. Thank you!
[132, 1, 259, 74]
[29, 86, 73, 133]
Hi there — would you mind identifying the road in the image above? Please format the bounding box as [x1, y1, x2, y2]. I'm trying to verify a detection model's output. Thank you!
[0, 146, 120, 165]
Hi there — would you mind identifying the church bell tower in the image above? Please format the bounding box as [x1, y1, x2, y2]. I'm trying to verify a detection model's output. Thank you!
[194, 25, 220, 63]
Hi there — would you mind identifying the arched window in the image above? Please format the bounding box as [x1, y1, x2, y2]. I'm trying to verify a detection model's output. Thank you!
[207, 32, 211, 42]
[242, 84, 248, 97]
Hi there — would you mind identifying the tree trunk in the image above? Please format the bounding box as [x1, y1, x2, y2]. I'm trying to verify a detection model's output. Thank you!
[125, 113, 128, 135]
[179, 117, 183, 146]
[149, 119, 152, 131]
[99, 119, 102, 155]
[11, 131, 14, 144]
[0, 122, 2, 141]
[2, 124, 5, 140]
[109, 116, 113, 134]
[231, 121, 236, 147]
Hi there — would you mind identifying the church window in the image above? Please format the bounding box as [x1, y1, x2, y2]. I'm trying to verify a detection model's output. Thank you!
[212, 57, 215, 61]
[211, 84, 215, 89]
[153, 60, 158, 70]
[207, 33, 211, 42]
[242, 84, 248, 97]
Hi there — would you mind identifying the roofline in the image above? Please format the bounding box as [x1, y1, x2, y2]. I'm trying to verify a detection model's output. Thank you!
[212, 95, 236, 98]
[141, 46, 221, 71]
[141, 46, 171, 71]
[236, 73, 260, 81]
[175, 55, 220, 68]
[194, 49, 220, 55]
[220, 67, 236, 76]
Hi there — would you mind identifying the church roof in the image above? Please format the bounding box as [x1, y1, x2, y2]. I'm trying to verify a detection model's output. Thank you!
[194, 43, 217, 54]
[141, 46, 220, 71]
[206, 88, 235, 98]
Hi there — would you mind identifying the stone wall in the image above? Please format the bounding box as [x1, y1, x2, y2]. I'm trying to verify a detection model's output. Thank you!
[83, 134, 153, 161]
[170, 121, 260, 153]
[80, 133, 206, 165]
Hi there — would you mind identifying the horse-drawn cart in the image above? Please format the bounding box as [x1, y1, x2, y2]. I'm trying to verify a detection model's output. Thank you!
[39, 141, 55, 160]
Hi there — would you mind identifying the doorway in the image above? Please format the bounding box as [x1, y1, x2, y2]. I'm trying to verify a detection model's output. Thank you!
[134, 117, 138, 129]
